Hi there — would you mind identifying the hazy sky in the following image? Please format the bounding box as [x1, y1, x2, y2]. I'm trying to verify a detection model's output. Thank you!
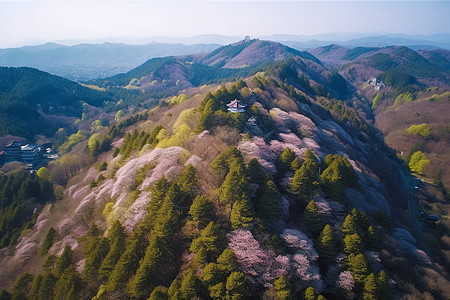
[0, 1, 449, 47]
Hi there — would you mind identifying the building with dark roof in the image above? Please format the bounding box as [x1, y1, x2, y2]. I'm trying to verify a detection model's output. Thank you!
[21, 144, 40, 165]
[4, 140, 22, 162]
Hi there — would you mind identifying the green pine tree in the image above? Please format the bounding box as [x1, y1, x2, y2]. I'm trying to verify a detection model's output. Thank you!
[274, 276, 292, 300]
[180, 269, 201, 300]
[342, 214, 358, 236]
[178, 164, 198, 204]
[290, 160, 320, 200]
[189, 195, 215, 227]
[278, 148, 297, 174]
[304, 286, 316, 300]
[41, 227, 56, 255]
[106, 229, 146, 292]
[257, 179, 282, 223]
[28, 274, 43, 300]
[190, 221, 224, 264]
[291, 157, 302, 171]
[55, 246, 72, 277]
[347, 253, 370, 284]
[37, 273, 56, 300]
[83, 237, 109, 281]
[219, 160, 249, 206]
[377, 271, 388, 300]
[303, 200, 323, 236]
[148, 286, 168, 300]
[230, 195, 255, 229]
[11, 273, 33, 300]
[128, 235, 168, 298]
[226, 272, 247, 300]
[247, 158, 266, 186]
[200, 263, 224, 287]
[363, 273, 378, 300]
[53, 265, 80, 300]
[153, 184, 181, 238]
[217, 249, 238, 274]
[99, 222, 126, 279]
[364, 226, 379, 251]
[316, 224, 337, 259]
[168, 279, 181, 300]
[344, 233, 362, 255]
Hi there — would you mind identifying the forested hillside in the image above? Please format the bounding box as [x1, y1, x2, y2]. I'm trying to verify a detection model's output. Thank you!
[1, 54, 448, 300]
[0, 40, 449, 300]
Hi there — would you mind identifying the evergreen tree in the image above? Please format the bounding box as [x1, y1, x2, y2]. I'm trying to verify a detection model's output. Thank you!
[128, 235, 168, 298]
[168, 279, 181, 300]
[230, 195, 255, 229]
[145, 177, 169, 230]
[247, 158, 266, 186]
[29, 274, 43, 300]
[37, 273, 56, 300]
[179, 269, 201, 300]
[209, 283, 226, 300]
[217, 249, 238, 274]
[344, 233, 362, 255]
[364, 226, 379, 251]
[98, 221, 126, 278]
[212, 147, 244, 179]
[200, 263, 224, 287]
[153, 184, 181, 238]
[363, 273, 378, 300]
[106, 229, 146, 292]
[291, 157, 302, 171]
[316, 224, 337, 259]
[290, 159, 320, 200]
[41, 227, 56, 255]
[304, 149, 317, 162]
[189, 195, 215, 227]
[148, 286, 169, 300]
[11, 273, 33, 300]
[278, 148, 297, 174]
[257, 179, 282, 223]
[190, 221, 224, 264]
[55, 246, 72, 277]
[347, 253, 369, 284]
[53, 265, 80, 300]
[342, 214, 358, 236]
[377, 271, 388, 300]
[303, 200, 323, 236]
[219, 160, 249, 206]
[304, 286, 316, 300]
[178, 164, 198, 204]
[83, 237, 109, 281]
[274, 276, 292, 300]
[226, 272, 247, 300]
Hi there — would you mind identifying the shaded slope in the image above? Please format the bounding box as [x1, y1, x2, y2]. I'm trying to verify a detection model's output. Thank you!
[0, 67, 109, 138]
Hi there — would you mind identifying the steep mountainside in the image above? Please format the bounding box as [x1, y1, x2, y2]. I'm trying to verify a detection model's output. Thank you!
[94, 40, 347, 99]
[194, 39, 322, 68]
[1, 40, 450, 300]
[0, 67, 109, 139]
[1, 48, 449, 299]
[0, 42, 221, 81]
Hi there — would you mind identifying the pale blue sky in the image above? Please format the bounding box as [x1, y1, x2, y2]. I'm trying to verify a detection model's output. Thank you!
[0, 1, 448, 47]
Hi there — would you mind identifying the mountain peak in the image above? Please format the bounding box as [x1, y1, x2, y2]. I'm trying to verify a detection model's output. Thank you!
[197, 39, 321, 68]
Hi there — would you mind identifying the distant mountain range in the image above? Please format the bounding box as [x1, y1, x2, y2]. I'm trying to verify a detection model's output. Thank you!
[1, 33, 449, 82]
[0, 42, 221, 81]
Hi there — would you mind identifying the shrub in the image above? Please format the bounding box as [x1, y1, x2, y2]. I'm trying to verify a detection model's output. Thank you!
[408, 151, 430, 175]
[407, 123, 431, 138]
